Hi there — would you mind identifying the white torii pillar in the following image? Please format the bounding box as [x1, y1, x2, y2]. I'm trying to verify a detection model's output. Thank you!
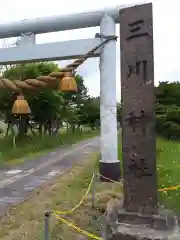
[99, 14, 121, 181]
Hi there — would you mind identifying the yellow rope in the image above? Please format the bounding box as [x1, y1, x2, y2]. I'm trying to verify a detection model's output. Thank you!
[158, 185, 180, 192]
[96, 172, 123, 186]
[51, 172, 180, 240]
[97, 172, 180, 193]
[53, 213, 102, 240]
[53, 174, 95, 215]
[53, 171, 180, 218]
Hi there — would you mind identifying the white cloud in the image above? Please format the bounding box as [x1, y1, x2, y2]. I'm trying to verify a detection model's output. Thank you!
[0, 0, 179, 101]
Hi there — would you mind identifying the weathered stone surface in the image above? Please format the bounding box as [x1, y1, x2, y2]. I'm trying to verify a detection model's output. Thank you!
[102, 3, 180, 239]
[108, 224, 180, 240]
[103, 205, 180, 239]
[120, 2, 157, 214]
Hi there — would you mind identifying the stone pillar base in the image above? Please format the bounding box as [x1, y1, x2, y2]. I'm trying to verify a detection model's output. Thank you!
[104, 209, 180, 240]
[99, 161, 121, 182]
[108, 223, 180, 240]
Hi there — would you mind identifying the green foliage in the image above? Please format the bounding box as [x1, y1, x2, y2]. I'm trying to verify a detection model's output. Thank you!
[156, 82, 180, 139]
[0, 129, 99, 166]
[156, 104, 168, 115]
[78, 97, 100, 129]
[61, 73, 90, 128]
[27, 90, 64, 123]
[0, 62, 100, 136]
[156, 114, 166, 134]
[157, 120, 180, 140]
[0, 90, 15, 119]
[2, 62, 61, 124]
[166, 107, 180, 124]
[156, 81, 180, 106]
[3, 62, 59, 80]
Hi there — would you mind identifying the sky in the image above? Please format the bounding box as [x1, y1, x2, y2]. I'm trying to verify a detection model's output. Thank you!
[0, 0, 179, 101]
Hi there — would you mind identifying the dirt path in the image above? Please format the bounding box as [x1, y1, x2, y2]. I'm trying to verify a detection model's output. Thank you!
[0, 136, 100, 216]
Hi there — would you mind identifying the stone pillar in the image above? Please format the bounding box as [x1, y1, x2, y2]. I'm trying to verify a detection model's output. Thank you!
[120, 2, 157, 214]
[99, 14, 121, 181]
[103, 3, 180, 239]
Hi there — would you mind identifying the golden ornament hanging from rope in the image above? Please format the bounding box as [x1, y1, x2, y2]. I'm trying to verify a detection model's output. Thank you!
[59, 71, 77, 92]
[12, 94, 31, 115]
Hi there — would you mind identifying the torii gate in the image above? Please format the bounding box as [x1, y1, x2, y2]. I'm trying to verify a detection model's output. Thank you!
[0, 4, 168, 235]
[0, 4, 128, 181]
[0, 2, 155, 201]
[0, 4, 177, 239]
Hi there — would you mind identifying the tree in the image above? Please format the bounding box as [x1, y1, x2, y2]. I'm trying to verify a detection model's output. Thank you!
[3, 62, 59, 80]
[61, 73, 89, 131]
[156, 81, 180, 139]
[156, 81, 180, 106]
[78, 97, 100, 130]
[0, 62, 90, 136]
[1, 62, 62, 136]
[62, 72, 89, 103]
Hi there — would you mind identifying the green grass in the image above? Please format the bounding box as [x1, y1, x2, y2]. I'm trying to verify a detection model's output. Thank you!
[118, 136, 180, 213]
[1, 134, 180, 239]
[156, 137, 180, 212]
[0, 129, 99, 167]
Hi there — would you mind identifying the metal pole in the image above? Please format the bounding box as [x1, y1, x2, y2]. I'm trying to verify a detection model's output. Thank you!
[44, 212, 50, 240]
[0, 2, 147, 38]
[100, 214, 107, 240]
[91, 173, 96, 208]
[99, 14, 121, 181]
[20, 32, 35, 45]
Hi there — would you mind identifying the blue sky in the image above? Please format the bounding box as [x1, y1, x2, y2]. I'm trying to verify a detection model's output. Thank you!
[0, 0, 179, 101]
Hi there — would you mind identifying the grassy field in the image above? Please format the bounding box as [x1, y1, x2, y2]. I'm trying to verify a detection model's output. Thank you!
[118, 136, 180, 212]
[156, 137, 180, 212]
[0, 128, 99, 167]
[0, 136, 179, 239]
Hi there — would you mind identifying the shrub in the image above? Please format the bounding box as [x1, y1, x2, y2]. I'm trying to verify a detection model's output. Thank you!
[160, 121, 180, 140]
[166, 108, 180, 125]
[0, 127, 4, 134]
[156, 105, 180, 140]
[156, 114, 166, 134]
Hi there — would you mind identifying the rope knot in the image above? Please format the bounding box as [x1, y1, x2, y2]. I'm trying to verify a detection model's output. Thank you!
[95, 33, 118, 41]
